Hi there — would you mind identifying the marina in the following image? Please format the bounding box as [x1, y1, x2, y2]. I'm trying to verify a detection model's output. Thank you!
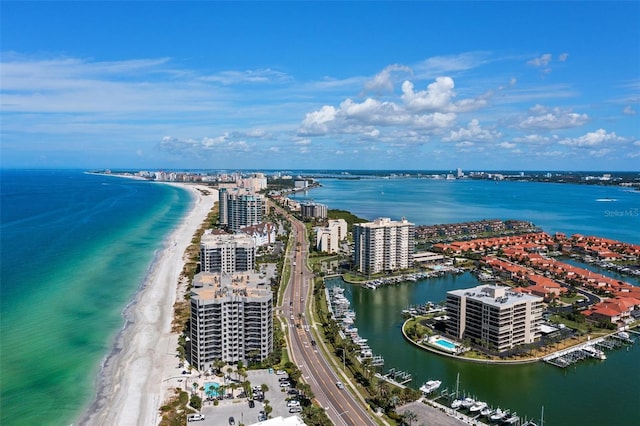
[543, 332, 635, 368]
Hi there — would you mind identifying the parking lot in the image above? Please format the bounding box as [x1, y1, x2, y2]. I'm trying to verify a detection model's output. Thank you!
[193, 369, 302, 425]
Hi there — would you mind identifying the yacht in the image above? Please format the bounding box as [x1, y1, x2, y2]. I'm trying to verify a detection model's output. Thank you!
[419, 380, 442, 394]
[490, 408, 507, 421]
[451, 399, 463, 409]
[470, 401, 488, 412]
[480, 407, 493, 417]
[461, 397, 475, 409]
[583, 346, 607, 360]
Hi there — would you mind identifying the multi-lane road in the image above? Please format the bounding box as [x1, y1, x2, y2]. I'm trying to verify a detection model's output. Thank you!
[277, 205, 378, 426]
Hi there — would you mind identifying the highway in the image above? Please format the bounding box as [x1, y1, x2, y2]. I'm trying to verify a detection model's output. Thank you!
[276, 204, 378, 426]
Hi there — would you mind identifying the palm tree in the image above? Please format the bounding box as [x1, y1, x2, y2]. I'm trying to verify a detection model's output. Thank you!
[403, 410, 418, 426]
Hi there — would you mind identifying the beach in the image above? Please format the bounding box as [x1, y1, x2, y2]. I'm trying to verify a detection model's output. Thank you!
[77, 182, 217, 426]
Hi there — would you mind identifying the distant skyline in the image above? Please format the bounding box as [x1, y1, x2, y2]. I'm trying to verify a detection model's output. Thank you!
[1, 1, 639, 171]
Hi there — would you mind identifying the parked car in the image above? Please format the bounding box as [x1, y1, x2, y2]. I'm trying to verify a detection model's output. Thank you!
[279, 381, 290, 387]
[187, 414, 205, 422]
[287, 400, 300, 407]
[276, 369, 286, 375]
[229, 416, 235, 425]
[248, 399, 255, 408]
[289, 406, 302, 413]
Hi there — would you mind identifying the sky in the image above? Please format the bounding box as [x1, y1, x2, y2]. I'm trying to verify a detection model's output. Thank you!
[1, 1, 639, 171]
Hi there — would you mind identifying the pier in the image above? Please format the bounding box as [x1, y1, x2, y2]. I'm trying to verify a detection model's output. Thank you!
[383, 368, 413, 385]
[543, 333, 635, 368]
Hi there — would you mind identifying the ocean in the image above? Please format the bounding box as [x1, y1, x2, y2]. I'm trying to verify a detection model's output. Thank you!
[1, 170, 638, 425]
[0, 170, 192, 426]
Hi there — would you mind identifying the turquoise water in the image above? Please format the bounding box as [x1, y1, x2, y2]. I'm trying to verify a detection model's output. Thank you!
[205, 382, 220, 397]
[434, 338, 457, 350]
[0, 170, 192, 426]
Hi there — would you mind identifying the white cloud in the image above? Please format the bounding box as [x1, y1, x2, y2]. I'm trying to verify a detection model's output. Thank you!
[442, 119, 501, 142]
[589, 148, 611, 157]
[499, 142, 517, 149]
[519, 105, 589, 129]
[298, 105, 338, 135]
[413, 52, 491, 78]
[527, 54, 552, 67]
[363, 64, 412, 94]
[623, 105, 637, 115]
[559, 129, 625, 147]
[201, 68, 291, 85]
[401, 77, 455, 111]
[558, 53, 569, 62]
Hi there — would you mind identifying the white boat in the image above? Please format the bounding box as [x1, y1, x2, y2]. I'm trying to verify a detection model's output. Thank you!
[618, 331, 630, 339]
[451, 399, 463, 409]
[503, 412, 520, 424]
[419, 380, 442, 394]
[461, 397, 475, 408]
[470, 401, 488, 412]
[480, 407, 493, 417]
[583, 346, 607, 360]
[490, 408, 507, 421]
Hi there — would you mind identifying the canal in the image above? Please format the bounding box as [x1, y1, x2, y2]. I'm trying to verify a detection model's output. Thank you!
[326, 273, 640, 426]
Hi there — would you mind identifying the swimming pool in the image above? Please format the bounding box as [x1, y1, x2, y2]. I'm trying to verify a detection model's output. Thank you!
[429, 336, 459, 352]
[205, 382, 220, 397]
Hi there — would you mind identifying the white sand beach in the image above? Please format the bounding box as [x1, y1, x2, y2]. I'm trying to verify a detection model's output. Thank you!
[79, 183, 217, 426]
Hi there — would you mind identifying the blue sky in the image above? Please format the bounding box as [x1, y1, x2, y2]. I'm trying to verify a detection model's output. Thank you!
[1, 1, 639, 171]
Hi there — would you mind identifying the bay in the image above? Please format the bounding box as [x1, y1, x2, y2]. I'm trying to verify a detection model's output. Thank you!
[306, 177, 640, 426]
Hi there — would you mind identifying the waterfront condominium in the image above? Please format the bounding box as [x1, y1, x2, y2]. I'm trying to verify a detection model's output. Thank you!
[353, 217, 415, 274]
[200, 232, 256, 273]
[445, 284, 543, 352]
[189, 272, 273, 369]
[218, 187, 268, 231]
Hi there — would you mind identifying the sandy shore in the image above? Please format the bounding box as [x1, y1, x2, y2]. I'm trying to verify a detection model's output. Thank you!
[78, 182, 217, 426]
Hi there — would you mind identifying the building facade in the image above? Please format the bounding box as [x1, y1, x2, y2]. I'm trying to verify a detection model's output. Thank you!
[445, 285, 543, 352]
[315, 219, 347, 254]
[219, 188, 268, 231]
[353, 217, 415, 274]
[189, 272, 273, 369]
[200, 232, 256, 273]
[300, 201, 327, 220]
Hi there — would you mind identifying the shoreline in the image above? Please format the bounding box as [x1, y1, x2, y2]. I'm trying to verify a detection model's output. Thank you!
[77, 181, 217, 426]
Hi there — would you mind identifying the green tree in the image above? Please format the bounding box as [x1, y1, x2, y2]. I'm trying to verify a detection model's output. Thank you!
[189, 394, 202, 411]
[403, 410, 418, 426]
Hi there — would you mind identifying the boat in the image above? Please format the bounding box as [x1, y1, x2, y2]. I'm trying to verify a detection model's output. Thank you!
[419, 380, 442, 394]
[451, 399, 463, 409]
[470, 401, 488, 412]
[490, 408, 507, 421]
[461, 397, 475, 408]
[503, 412, 519, 424]
[480, 407, 493, 417]
[618, 331, 630, 339]
[583, 346, 607, 360]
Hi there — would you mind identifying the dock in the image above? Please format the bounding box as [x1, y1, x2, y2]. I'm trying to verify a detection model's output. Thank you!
[543, 332, 635, 368]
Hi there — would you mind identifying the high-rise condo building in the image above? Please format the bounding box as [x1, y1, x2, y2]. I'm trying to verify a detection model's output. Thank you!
[300, 201, 327, 220]
[445, 284, 543, 352]
[353, 217, 415, 274]
[200, 232, 256, 273]
[189, 272, 273, 369]
[218, 188, 267, 231]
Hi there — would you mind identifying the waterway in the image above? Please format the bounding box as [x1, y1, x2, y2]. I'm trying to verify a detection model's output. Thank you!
[326, 272, 639, 426]
[307, 177, 640, 425]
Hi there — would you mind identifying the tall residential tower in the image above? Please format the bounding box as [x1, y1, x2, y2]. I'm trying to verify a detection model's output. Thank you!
[353, 217, 415, 274]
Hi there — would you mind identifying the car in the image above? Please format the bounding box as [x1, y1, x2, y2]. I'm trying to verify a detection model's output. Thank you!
[336, 381, 345, 389]
[311, 340, 317, 346]
[289, 406, 302, 413]
[279, 377, 289, 382]
[287, 400, 300, 407]
[287, 389, 299, 395]
[279, 381, 291, 387]
[276, 369, 286, 375]
[187, 414, 205, 422]
[258, 411, 267, 421]
[248, 399, 255, 408]
[229, 416, 236, 425]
